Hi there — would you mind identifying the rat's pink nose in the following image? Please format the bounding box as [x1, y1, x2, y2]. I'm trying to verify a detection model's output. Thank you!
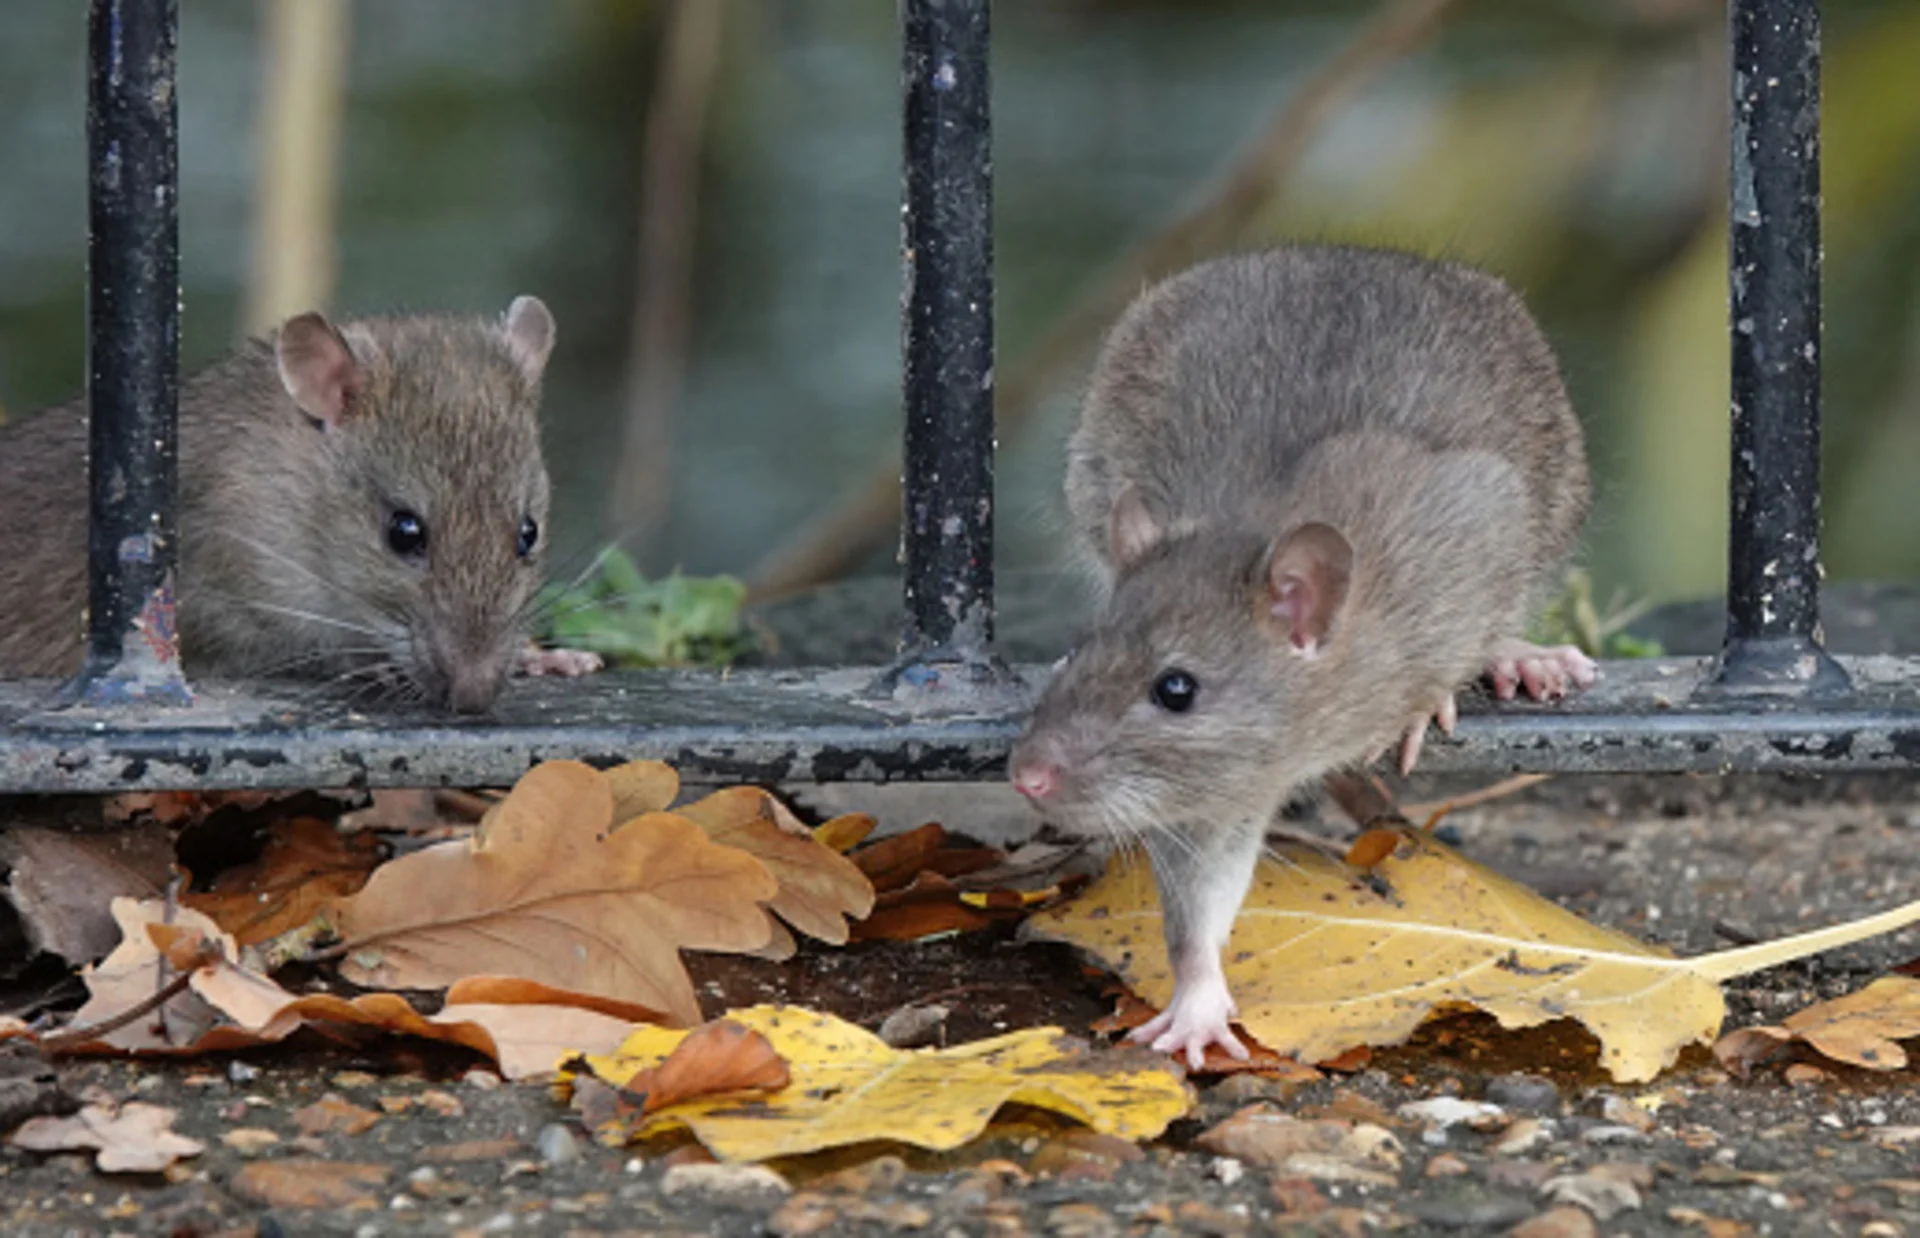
[1011, 758, 1060, 801]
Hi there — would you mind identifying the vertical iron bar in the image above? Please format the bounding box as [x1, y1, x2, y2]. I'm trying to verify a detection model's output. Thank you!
[1708, 0, 1847, 697]
[897, 0, 996, 672]
[78, 0, 190, 704]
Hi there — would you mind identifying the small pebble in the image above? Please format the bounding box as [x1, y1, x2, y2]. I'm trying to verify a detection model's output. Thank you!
[536, 1123, 581, 1168]
[1425, 1153, 1472, 1178]
[1508, 1205, 1598, 1238]
[1485, 1074, 1560, 1115]
[462, 1068, 503, 1091]
[1411, 1195, 1534, 1229]
[660, 1162, 792, 1208]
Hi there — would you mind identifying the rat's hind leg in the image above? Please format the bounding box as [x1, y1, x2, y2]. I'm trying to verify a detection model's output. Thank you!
[1483, 638, 1597, 702]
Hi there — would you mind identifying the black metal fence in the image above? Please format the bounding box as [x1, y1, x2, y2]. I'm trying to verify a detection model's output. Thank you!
[0, 0, 1913, 795]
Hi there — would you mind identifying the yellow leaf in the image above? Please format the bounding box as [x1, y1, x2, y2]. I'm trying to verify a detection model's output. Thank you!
[576, 1005, 1191, 1161]
[1032, 833, 1728, 1083]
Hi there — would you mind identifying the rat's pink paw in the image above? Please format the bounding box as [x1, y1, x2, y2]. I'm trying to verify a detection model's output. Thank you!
[1397, 693, 1458, 775]
[515, 645, 605, 678]
[1129, 978, 1249, 1071]
[1484, 640, 1598, 703]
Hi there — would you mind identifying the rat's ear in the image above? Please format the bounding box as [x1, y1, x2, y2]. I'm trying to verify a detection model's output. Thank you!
[1108, 488, 1163, 569]
[1263, 522, 1353, 657]
[503, 295, 556, 384]
[276, 312, 362, 429]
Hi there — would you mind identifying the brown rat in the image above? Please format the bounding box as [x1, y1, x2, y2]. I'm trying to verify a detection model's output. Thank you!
[0, 297, 581, 712]
[1007, 246, 1596, 1066]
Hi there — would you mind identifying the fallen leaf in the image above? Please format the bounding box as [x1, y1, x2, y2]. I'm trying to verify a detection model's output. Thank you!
[47, 905, 649, 1077]
[182, 817, 384, 945]
[228, 1157, 388, 1209]
[849, 823, 950, 893]
[852, 871, 1013, 942]
[815, 814, 877, 854]
[329, 760, 779, 1023]
[665, 783, 875, 947]
[1344, 829, 1403, 869]
[606, 759, 681, 822]
[1032, 832, 1920, 1082]
[10, 1101, 204, 1172]
[613, 1019, 790, 1115]
[1713, 977, 1920, 1072]
[0, 823, 175, 963]
[575, 1004, 1192, 1161]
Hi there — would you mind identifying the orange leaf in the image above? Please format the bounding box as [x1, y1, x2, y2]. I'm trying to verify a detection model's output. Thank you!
[182, 817, 384, 945]
[1344, 829, 1403, 869]
[622, 1019, 790, 1115]
[850, 823, 948, 893]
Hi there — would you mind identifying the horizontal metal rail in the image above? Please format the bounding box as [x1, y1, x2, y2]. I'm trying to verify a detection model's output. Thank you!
[0, 656, 1915, 793]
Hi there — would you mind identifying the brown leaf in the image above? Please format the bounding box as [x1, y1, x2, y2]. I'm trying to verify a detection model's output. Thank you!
[10, 1101, 204, 1173]
[668, 786, 875, 945]
[852, 871, 1009, 942]
[328, 760, 779, 1024]
[64, 900, 261, 1052]
[1714, 977, 1920, 1072]
[229, 1158, 388, 1209]
[606, 759, 681, 821]
[0, 823, 175, 963]
[850, 823, 949, 893]
[622, 1019, 790, 1115]
[183, 817, 385, 947]
[443, 976, 672, 1027]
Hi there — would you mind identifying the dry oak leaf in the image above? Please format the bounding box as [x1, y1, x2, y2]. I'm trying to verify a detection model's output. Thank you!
[620, 764, 875, 952]
[10, 1101, 204, 1173]
[1031, 831, 1920, 1083]
[574, 1018, 791, 1128]
[182, 816, 384, 946]
[1714, 977, 1920, 1073]
[573, 1004, 1191, 1162]
[47, 901, 650, 1077]
[328, 760, 779, 1025]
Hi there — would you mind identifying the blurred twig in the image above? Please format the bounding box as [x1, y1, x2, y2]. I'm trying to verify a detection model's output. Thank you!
[746, 0, 1462, 601]
[245, 0, 351, 332]
[607, 0, 728, 557]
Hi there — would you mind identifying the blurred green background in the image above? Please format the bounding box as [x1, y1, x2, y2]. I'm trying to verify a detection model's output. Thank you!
[0, 0, 1914, 618]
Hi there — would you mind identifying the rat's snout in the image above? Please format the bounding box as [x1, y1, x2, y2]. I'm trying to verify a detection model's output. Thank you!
[1010, 754, 1061, 802]
[445, 664, 501, 714]
[1008, 734, 1068, 803]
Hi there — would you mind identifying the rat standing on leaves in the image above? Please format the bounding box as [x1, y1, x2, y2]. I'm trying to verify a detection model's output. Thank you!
[0, 298, 597, 712]
[1008, 246, 1597, 1067]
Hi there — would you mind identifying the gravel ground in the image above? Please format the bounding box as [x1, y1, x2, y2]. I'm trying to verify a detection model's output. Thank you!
[0, 771, 1916, 1238]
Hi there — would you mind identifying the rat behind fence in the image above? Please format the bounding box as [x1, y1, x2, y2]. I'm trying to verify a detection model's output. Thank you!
[1007, 245, 1597, 1066]
[0, 297, 589, 713]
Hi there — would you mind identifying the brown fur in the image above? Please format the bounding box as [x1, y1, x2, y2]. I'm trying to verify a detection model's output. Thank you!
[0, 305, 554, 712]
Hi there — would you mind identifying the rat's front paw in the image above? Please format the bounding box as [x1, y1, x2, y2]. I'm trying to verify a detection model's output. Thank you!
[1484, 639, 1598, 703]
[516, 644, 605, 678]
[1129, 978, 1249, 1070]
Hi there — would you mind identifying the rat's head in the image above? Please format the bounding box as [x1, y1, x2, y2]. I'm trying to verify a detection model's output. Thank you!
[267, 296, 557, 712]
[1009, 491, 1355, 835]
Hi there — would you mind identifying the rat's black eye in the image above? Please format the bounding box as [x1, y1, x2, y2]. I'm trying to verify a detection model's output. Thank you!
[516, 515, 539, 558]
[387, 509, 428, 558]
[1150, 668, 1198, 713]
